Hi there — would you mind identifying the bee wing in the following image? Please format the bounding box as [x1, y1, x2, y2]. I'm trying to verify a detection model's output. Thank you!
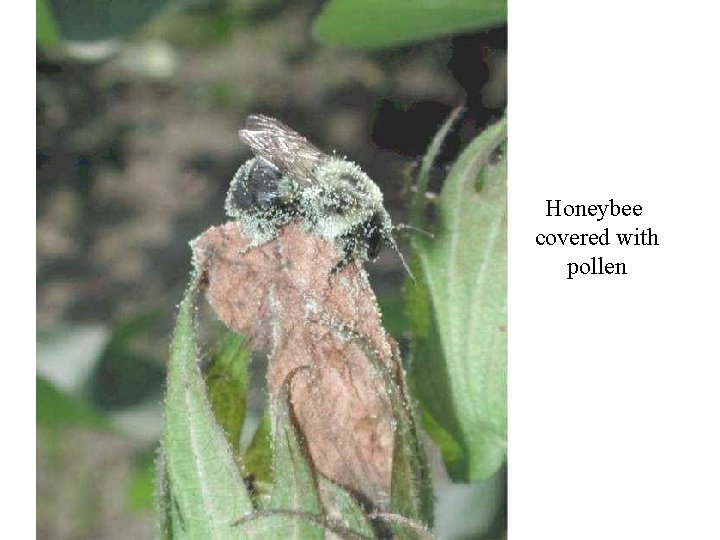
[239, 115, 328, 186]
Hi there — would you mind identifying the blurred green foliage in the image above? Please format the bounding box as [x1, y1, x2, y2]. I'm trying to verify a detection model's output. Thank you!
[37, 375, 110, 430]
[315, 0, 507, 49]
[37, 0, 60, 45]
[47, 0, 168, 42]
[378, 292, 409, 339]
[128, 456, 156, 510]
[142, 10, 248, 47]
[86, 313, 164, 410]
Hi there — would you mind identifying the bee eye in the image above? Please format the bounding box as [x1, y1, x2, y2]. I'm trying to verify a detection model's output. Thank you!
[363, 212, 385, 259]
[367, 226, 382, 259]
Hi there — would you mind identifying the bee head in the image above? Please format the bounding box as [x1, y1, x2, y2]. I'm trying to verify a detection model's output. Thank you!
[365, 210, 415, 282]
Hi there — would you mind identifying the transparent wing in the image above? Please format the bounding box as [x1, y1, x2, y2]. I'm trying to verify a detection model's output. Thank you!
[239, 115, 328, 185]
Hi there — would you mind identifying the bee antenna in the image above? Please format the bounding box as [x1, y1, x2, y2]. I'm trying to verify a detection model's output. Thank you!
[393, 223, 434, 239]
[387, 236, 416, 283]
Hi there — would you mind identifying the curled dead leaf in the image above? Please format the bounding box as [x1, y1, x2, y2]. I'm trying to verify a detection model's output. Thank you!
[192, 222, 397, 507]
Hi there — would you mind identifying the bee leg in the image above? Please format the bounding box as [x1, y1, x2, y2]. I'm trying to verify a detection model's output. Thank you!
[329, 251, 354, 277]
[384, 233, 416, 283]
[329, 236, 357, 278]
[393, 223, 434, 239]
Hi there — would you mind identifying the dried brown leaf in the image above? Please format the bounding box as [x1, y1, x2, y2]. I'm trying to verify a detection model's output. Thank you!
[192, 222, 396, 507]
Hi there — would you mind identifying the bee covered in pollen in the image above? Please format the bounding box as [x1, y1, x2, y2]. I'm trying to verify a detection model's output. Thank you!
[225, 114, 413, 277]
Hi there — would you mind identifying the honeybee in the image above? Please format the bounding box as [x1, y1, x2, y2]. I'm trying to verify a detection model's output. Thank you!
[225, 114, 412, 276]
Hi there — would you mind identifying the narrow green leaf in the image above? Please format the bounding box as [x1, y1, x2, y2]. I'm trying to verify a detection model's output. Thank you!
[243, 411, 273, 502]
[405, 272, 467, 479]
[315, 0, 507, 50]
[318, 476, 375, 538]
[408, 118, 507, 482]
[206, 332, 250, 456]
[410, 106, 464, 229]
[268, 369, 323, 539]
[163, 284, 252, 538]
[37, 0, 60, 46]
[417, 405, 465, 475]
[343, 334, 433, 527]
[388, 350, 434, 531]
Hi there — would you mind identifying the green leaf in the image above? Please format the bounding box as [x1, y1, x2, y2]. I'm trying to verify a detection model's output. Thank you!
[163, 284, 253, 538]
[267, 369, 323, 539]
[154, 448, 173, 540]
[314, 0, 507, 50]
[243, 412, 273, 501]
[37, 0, 60, 45]
[206, 333, 250, 456]
[408, 118, 507, 482]
[233, 513, 326, 538]
[318, 476, 375, 538]
[36, 375, 110, 430]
